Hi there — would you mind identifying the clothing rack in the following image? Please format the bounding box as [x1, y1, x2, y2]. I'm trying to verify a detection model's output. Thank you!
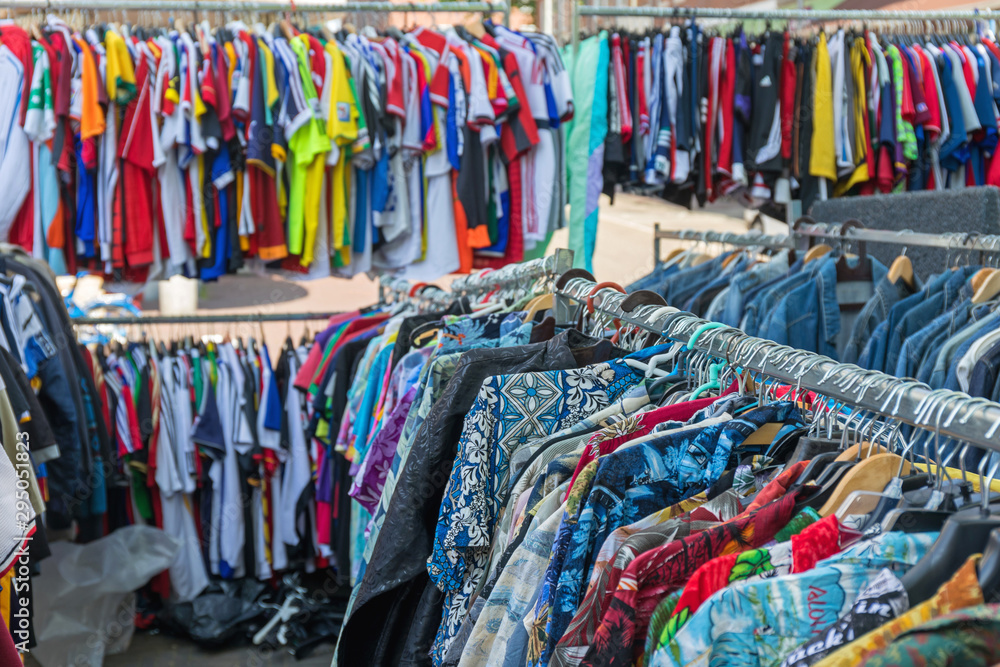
[449, 248, 575, 296]
[0, 0, 511, 28]
[72, 312, 339, 325]
[570, 6, 996, 95]
[652, 223, 1000, 265]
[0, 0, 508, 14]
[553, 274, 1000, 454]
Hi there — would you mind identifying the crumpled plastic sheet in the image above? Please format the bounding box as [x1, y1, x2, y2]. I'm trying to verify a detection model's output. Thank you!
[30, 525, 180, 667]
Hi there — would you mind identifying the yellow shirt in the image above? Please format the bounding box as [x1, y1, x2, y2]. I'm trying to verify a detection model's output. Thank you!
[325, 41, 359, 146]
[837, 38, 871, 195]
[809, 32, 837, 182]
[812, 554, 984, 667]
[104, 30, 137, 105]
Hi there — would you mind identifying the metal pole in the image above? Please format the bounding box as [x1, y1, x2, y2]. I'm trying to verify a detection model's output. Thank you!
[571, 0, 580, 56]
[555, 280, 1000, 452]
[575, 5, 995, 20]
[0, 0, 509, 14]
[652, 226, 1000, 253]
[73, 312, 339, 325]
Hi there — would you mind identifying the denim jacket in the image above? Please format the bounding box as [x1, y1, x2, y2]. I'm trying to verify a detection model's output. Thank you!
[720, 250, 793, 327]
[764, 256, 887, 360]
[842, 274, 921, 365]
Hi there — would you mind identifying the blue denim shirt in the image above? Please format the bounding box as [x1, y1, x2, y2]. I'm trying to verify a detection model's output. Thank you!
[719, 250, 793, 326]
[684, 257, 751, 316]
[884, 268, 978, 375]
[628, 261, 681, 293]
[896, 293, 972, 380]
[743, 259, 820, 338]
[930, 306, 997, 389]
[739, 258, 806, 334]
[943, 310, 1000, 391]
[764, 256, 887, 360]
[665, 252, 736, 307]
[842, 274, 921, 365]
[970, 337, 1000, 397]
[861, 272, 950, 372]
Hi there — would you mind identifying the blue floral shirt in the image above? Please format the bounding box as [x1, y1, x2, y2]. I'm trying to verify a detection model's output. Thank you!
[426, 344, 672, 664]
[535, 402, 806, 667]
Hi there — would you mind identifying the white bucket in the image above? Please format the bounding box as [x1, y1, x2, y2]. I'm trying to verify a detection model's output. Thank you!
[158, 275, 199, 315]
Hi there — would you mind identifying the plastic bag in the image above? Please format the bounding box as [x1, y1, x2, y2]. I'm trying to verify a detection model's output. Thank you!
[31, 525, 180, 667]
[156, 578, 270, 648]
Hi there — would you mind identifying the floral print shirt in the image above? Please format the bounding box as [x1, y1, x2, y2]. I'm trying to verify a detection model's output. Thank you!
[859, 603, 1000, 667]
[427, 345, 670, 664]
[551, 490, 744, 667]
[582, 490, 807, 667]
[535, 403, 805, 667]
[812, 555, 984, 667]
[644, 510, 835, 662]
[649, 530, 939, 667]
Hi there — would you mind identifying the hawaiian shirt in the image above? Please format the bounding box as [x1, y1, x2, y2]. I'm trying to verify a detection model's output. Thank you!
[537, 403, 805, 667]
[461, 485, 570, 667]
[649, 530, 939, 667]
[551, 491, 743, 667]
[428, 346, 668, 664]
[645, 511, 837, 662]
[565, 393, 724, 494]
[435, 312, 529, 354]
[583, 490, 807, 667]
[462, 469, 600, 667]
[344, 324, 533, 626]
[778, 569, 911, 667]
[482, 453, 585, 599]
[859, 603, 1000, 667]
[812, 555, 984, 667]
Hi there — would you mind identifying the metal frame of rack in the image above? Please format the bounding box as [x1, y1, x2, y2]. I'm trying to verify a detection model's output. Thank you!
[553, 274, 1000, 453]
[0, 0, 511, 28]
[570, 5, 997, 51]
[378, 249, 575, 310]
[651, 222, 1000, 265]
[450, 248, 575, 297]
[72, 312, 339, 325]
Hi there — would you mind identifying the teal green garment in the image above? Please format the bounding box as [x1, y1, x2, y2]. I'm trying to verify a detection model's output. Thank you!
[566, 33, 609, 273]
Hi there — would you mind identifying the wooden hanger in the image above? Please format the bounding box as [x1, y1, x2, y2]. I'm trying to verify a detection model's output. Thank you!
[744, 422, 783, 446]
[888, 254, 915, 289]
[662, 247, 685, 263]
[721, 251, 743, 270]
[803, 243, 833, 264]
[834, 441, 890, 462]
[973, 269, 1000, 304]
[522, 293, 554, 323]
[970, 267, 995, 293]
[818, 452, 912, 517]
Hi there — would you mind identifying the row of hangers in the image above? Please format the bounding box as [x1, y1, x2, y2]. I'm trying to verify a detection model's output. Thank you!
[556, 272, 1000, 605]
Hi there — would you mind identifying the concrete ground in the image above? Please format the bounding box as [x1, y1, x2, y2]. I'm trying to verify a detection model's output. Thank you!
[46, 193, 746, 667]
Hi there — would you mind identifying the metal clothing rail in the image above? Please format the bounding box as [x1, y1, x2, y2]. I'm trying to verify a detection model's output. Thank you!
[553, 275, 1000, 452]
[652, 226, 794, 263]
[652, 223, 1000, 264]
[571, 6, 994, 57]
[0, 0, 508, 13]
[72, 312, 338, 325]
[449, 247, 575, 296]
